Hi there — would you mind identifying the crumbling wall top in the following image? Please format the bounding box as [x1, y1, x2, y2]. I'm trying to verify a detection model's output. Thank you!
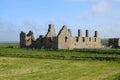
[27, 30, 34, 40]
[45, 24, 56, 37]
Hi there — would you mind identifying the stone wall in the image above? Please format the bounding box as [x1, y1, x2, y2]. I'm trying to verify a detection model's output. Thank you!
[108, 38, 120, 48]
[57, 25, 74, 49]
[20, 24, 102, 49]
[20, 31, 34, 48]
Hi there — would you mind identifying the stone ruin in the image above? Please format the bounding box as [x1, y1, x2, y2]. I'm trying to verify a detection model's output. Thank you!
[108, 38, 120, 48]
[20, 24, 101, 49]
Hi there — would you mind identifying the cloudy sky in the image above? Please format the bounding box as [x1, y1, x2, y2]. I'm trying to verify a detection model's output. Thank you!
[0, 0, 120, 41]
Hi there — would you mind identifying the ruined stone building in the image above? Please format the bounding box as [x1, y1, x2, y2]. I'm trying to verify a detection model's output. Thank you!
[108, 38, 120, 48]
[20, 24, 101, 49]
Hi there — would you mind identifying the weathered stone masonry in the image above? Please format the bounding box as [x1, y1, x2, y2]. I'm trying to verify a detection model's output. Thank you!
[20, 24, 101, 49]
[108, 38, 120, 48]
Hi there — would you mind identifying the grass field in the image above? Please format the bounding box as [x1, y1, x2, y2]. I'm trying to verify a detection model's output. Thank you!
[0, 43, 120, 80]
[0, 43, 19, 48]
[0, 57, 120, 80]
[0, 47, 120, 61]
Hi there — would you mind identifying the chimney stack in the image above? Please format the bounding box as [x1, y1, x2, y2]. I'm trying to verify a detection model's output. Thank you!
[86, 30, 89, 37]
[94, 31, 98, 37]
[78, 29, 82, 37]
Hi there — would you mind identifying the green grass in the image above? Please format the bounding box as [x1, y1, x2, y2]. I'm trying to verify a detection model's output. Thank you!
[0, 43, 120, 59]
[0, 57, 120, 80]
[0, 48, 120, 61]
[0, 43, 19, 48]
[0, 43, 120, 80]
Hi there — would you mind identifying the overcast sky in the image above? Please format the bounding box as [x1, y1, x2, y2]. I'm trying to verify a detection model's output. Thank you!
[0, 0, 120, 41]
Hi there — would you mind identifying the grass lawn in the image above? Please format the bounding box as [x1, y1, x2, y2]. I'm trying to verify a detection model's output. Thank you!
[0, 57, 120, 80]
